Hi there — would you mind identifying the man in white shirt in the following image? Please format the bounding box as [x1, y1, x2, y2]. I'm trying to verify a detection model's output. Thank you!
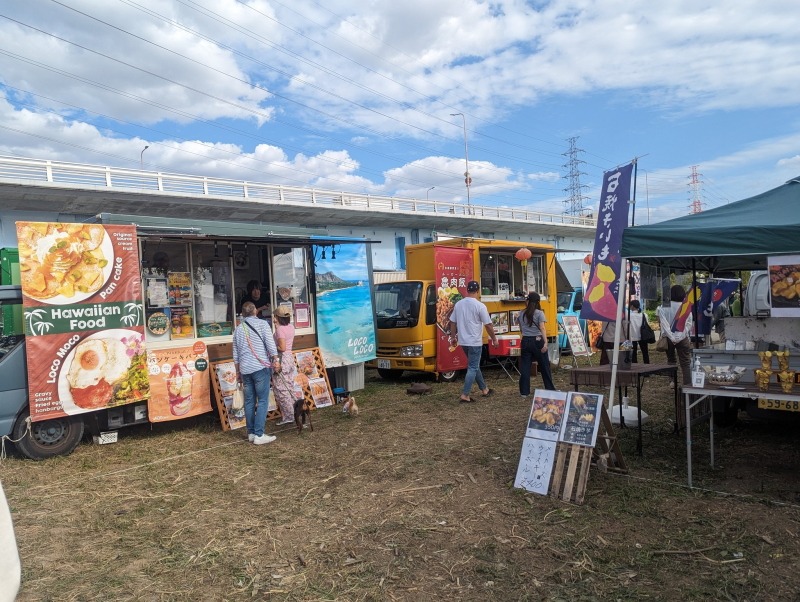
[449, 280, 498, 403]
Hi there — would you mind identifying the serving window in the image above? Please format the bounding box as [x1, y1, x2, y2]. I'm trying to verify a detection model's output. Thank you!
[479, 251, 547, 299]
[141, 238, 317, 345]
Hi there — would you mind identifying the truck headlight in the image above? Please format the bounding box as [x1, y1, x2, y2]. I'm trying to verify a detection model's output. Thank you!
[400, 345, 423, 357]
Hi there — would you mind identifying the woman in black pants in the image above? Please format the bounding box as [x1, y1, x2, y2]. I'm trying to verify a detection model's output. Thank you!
[516, 292, 555, 396]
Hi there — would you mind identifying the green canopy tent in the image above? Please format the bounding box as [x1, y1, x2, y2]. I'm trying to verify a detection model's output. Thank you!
[604, 175, 800, 430]
[620, 176, 800, 270]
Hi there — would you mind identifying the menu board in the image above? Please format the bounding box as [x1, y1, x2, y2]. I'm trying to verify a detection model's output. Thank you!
[525, 390, 568, 442]
[562, 315, 589, 356]
[559, 392, 603, 447]
[147, 342, 211, 422]
[490, 311, 509, 334]
[513, 438, 557, 496]
[15, 222, 150, 422]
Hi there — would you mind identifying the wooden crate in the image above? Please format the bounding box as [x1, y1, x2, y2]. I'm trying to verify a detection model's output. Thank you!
[550, 443, 593, 504]
[549, 405, 626, 505]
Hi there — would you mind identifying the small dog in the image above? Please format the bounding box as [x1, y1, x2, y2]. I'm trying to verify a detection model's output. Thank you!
[342, 396, 359, 416]
[293, 397, 313, 434]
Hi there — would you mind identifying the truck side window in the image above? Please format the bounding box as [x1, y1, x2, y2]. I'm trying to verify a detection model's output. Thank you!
[425, 285, 437, 325]
[574, 290, 583, 310]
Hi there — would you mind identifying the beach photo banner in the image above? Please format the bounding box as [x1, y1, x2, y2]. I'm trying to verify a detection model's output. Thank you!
[15, 221, 149, 422]
[313, 243, 377, 367]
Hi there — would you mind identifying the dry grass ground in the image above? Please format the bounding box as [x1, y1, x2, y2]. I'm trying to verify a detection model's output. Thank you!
[3, 349, 800, 601]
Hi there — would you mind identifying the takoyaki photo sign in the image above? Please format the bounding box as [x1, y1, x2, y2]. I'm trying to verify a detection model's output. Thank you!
[15, 222, 149, 422]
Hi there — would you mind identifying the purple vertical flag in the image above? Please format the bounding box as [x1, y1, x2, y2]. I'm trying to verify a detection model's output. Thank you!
[580, 163, 634, 322]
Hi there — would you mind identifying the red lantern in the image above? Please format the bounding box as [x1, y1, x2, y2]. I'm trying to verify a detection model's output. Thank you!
[515, 247, 532, 271]
[584, 254, 593, 265]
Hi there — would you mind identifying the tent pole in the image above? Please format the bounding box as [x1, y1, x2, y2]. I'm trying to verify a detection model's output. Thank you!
[691, 259, 700, 349]
[738, 271, 743, 316]
[607, 270, 627, 410]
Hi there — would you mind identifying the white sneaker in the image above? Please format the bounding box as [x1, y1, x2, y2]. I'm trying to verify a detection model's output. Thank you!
[248, 434, 255, 442]
[277, 419, 293, 426]
[253, 434, 276, 445]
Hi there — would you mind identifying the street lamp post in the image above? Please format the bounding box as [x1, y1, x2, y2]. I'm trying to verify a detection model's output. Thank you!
[140, 145, 149, 171]
[450, 113, 471, 212]
[426, 186, 434, 200]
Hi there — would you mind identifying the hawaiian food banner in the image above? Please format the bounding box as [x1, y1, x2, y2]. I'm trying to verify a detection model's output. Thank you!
[434, 246, 474, 372]
[16, 222, 149, 422]
[147, 342, 211, 422]
[580, 163, 634, 322]
[314, 244, 377, 367]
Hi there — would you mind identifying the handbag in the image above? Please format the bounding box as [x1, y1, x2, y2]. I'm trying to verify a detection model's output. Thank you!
[232, 384, 245, 412]
[640, 319, 656, 344]
[656, 335, 669, 352]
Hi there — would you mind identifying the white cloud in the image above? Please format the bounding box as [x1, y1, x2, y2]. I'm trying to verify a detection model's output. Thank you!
[0, 0, 275, 125]
[777, 155, 800, 170]
[382, 156, 527, 200]
[528, 171, 560, 182]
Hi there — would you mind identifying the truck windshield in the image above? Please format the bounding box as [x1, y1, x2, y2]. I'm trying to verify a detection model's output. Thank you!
[375, 282, 423, 329]
[557, 292, 573, 312]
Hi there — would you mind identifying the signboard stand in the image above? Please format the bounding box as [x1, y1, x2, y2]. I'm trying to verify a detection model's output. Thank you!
[515, 392, 626, 505]
[562, 315, 592, 368]
[549, 406, 626, 504]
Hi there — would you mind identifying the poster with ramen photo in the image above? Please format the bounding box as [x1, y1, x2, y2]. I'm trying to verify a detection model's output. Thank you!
[147, 342, 212, 422]
[15, 221, 149, 421]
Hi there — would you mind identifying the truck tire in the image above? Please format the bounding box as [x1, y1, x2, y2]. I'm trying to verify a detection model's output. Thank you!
[437, 370, 460, 383]
[12, 408, 84, 460]
[377, 368, 404, 381]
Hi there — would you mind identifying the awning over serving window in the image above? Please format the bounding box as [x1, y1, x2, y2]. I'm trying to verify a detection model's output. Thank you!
[97, 213, 376, 245]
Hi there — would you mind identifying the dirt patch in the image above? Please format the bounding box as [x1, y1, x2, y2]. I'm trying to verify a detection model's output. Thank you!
[3, 350, 800, 600]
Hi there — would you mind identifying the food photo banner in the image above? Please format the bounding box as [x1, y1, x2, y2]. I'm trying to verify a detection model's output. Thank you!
[314, 243, 377, 367]
[147, 342, 211, 422]
[15, 222, 149, 422]
[768, 255, 800, 318]
[580, 163, 634, 322]
[434, 246, 474, 373]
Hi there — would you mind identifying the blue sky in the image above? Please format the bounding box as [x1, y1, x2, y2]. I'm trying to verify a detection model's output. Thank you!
[0, 0, 798, 223]
[315, 244, 368, 281]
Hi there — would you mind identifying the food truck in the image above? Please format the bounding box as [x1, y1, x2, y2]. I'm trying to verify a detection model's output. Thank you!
[365, 238, 558, 381]
[0, 214, 377, 459]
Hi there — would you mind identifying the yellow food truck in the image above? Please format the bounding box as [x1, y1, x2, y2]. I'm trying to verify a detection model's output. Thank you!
[366, 238, 558, 381]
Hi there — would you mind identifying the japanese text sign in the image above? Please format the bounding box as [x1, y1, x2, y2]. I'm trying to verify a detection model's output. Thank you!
[581, 163, 634, 322]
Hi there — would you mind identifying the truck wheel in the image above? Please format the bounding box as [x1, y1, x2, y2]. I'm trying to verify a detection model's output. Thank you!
[377, 368, 404, 381]
[12, 408, 84, 460]
[437, 370, 459, 383]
